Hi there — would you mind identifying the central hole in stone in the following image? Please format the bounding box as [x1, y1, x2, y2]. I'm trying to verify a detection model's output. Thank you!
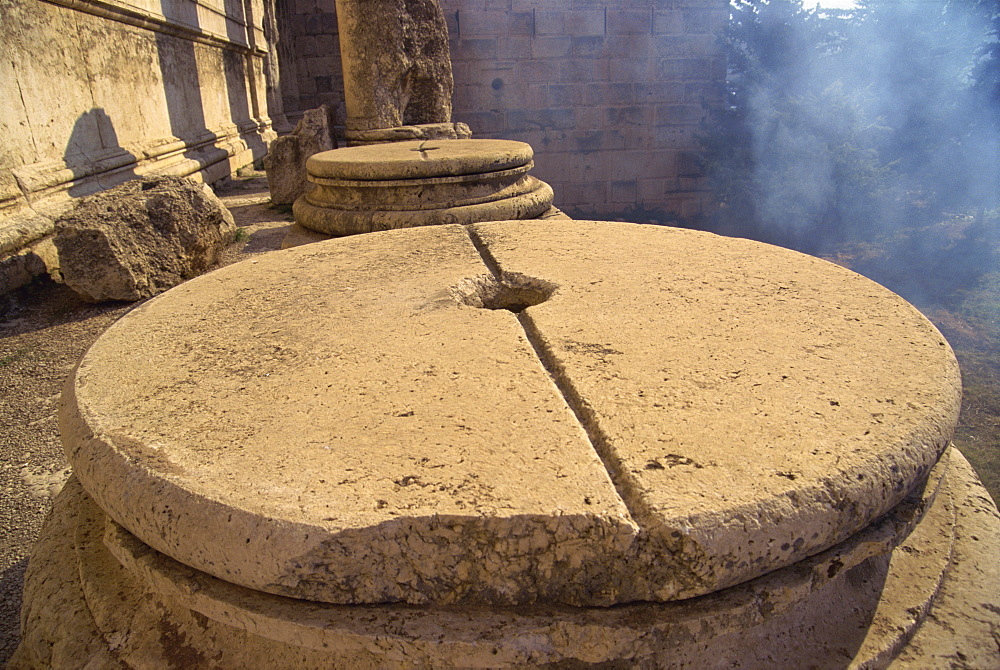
[453, 273, 557, 313]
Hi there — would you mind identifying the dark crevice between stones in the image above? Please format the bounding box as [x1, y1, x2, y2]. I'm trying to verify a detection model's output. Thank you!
[515, 311, 659, 529]
[461, 225, 656, 528]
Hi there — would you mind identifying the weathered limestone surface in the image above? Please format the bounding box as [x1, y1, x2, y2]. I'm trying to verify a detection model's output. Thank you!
[62, 221, 961, 607]
[12, 447, 1000, 667]
[264, 105, 338, 205]
[294, 139, 554, 235]
[334, 0, 454, 135]
[54, 176, 236, 302]
[307, 139, 532, 180]
[0, 0, 274, 295]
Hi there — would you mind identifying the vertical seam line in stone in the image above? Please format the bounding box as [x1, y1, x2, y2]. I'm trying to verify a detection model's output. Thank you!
[464, 224, 652, 527]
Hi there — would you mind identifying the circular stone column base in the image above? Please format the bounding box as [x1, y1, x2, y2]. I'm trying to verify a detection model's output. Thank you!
[293, 139, 554, 236]
[12, 449, 1000, 668]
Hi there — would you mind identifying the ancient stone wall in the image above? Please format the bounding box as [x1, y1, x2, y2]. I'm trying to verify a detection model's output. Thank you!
[0, 0, 277, 293]
[445, 1, 728, 220]
[280, 0, 345, 124]
[279, 0, 728, 221]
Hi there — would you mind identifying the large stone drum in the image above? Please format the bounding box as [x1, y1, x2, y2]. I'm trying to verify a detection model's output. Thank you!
[13, 221, 1000, 668]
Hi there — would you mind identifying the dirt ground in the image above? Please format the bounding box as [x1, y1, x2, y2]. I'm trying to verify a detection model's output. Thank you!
[0, 175, 291, 665]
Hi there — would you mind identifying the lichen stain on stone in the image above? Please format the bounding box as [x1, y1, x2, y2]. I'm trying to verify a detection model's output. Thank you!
[156, 603, 210, 669]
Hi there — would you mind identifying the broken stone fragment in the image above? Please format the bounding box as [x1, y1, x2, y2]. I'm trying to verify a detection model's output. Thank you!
[53, 176, 235, 302]
[264, 104, 339, 205]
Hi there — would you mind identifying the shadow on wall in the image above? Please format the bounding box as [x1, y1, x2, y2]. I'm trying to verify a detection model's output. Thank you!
[225, 0, 268, 159]
[155, 0, 207, 166]
[64, 109, 137, 198]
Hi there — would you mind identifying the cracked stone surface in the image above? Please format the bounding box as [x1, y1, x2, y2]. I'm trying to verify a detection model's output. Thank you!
[61, 220, 962, 607]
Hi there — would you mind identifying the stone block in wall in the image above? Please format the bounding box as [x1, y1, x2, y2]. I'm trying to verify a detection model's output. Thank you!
[635, 126, 699, 151]
[574, 106, 603, 128]
[686, 82, 727, 105]
[665, 193, 707, 219]
[610, 59, 654, 82]
[610, 180, 638, 203]
[515, 60, 561, 83]
[606, 9, 652, 35]
[658, 58, 713, 81]
[639, 178, 666, 202]
[677, 151, 703, 177]
[531, 37, 573, 59]
[636, 82, 687, 103]
[461, 111, 505, 134]
[566, 35, 601, 59]
[565, 10, 607, 36]
[653, 10, 684, 35]
[602, 34, 651, 58]
[306, 56, 338, 78]
[315, 33, 338, 53]
[507, 109, 576, 132]
[561, 181, 608, 207]
[547, 84, 585, 107]
[299, 35, 318, 57]
[455, 38, 498, 60]
[534, 10, 565, 36]
[685, 8, 730, 34]
[607, 106, 652, 128]
[560, 59, 609, 83]
[654, 104, 706, 126]
[587, 83, 636, 106]
[293, 0, 318, 15]
[509, 0, 537, 11]
[457, 10, 508, 37]
[497, 37, 532, 60]
[508, 12, 534, 36]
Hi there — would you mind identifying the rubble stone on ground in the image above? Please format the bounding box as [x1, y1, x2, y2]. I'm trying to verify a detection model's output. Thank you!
[53, 176, 235, 302]
[264, 105, 339, 205]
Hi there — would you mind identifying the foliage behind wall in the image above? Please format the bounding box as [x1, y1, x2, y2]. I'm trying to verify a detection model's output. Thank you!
[700, 0, 1000, 256]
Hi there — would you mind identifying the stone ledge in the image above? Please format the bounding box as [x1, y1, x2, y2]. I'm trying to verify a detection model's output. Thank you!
[12, 448, 1000, 667]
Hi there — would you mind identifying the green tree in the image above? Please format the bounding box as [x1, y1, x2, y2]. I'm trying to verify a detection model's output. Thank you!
[702, 0, 892, 252]
[701, 0, 998, 253]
